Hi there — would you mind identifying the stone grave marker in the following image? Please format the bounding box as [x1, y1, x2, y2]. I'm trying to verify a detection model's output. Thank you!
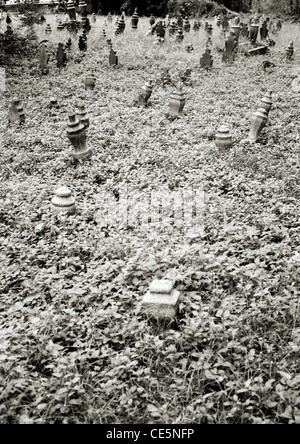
[39, 43, 49, 74]
[222, 32, 237, 63]
[149, 14, 155, 26]
[222, 16, 229, 31]
[183, 17, 190, 32]
[231, 16, 241, 41]
[169, 21, 177, 35]
[249, 16, 259, 44]
[109, 48, 118, 67]
[131, 8, 139, 29]
[177, 16, 183, 28]
[200, 47, 213, 68]
[8, 98, 25, 124]
[107, 12, 112, 22]
[169, 82, 185, 116]
[52, 187, 76, 214]
[67, 112, 92, 159]
[45, 23, 52, 34]
[141, 279, 181, 320]
[215, 125, 232, 150]
[193, 20, 200, 31]
[260, 20, 268, 40]
[175, 27, 184, 42]
[56, 43, 67, 69]
[78, 34, 87, 51]
[248, 108, 268, 142]
[85, 73, 95, 90]
[155, 21, 165, 39]
[286, 41, 294, 60]
[76, 101, 89, 128]
[138, 79, 153, 106]
[67, 0, 76, 21]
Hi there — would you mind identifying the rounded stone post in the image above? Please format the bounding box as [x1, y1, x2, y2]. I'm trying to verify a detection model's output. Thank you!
[169, 82, 185, 116]
[215, 125, 232, 150]
[52, 186, 76, 214]
[138, 79, 153, 105]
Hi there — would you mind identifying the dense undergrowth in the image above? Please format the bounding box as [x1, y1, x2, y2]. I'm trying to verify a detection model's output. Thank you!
[0, 14, 299, 424]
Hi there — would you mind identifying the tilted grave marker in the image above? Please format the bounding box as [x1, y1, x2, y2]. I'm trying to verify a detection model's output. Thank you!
[248, 108, 268, 142]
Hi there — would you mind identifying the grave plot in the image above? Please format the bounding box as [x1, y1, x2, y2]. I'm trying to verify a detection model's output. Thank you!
[0, 11, 299, 426]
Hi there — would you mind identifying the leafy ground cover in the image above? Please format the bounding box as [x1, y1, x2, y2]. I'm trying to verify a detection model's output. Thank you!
[0, 14, 299, 424]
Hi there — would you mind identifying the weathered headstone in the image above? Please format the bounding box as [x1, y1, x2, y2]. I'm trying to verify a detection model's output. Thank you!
[193, 20, 200, 31]
[84, 73, 95, 90]
[39, 43, 49, 74]
[249, 16, 259, 44]
[78, 35, 87, 51]
[149, 14, 155, 26]
[260, 20, 268, 40]
[169, 21, 177, 35]
[183, 17, 190, 32]
[169, 82, 185, 116]
[67, 0, 76, 21]
[286, 41, 294, 60]
[131, 8, 139, 29]
[155, 21, 165, 39]
[175, 27, 184, 42]
[222, 32, 237, 63]
[45, 23, 52, 34]
[200, 47, 213, 68]
[109, 48, 118, 66]
[8, 98, 25, 125]
[141, 279, 181, 320]
[52, 187, 76, 214]
[215, 125, 232, 150]
[231, 16, 241, 41]
[138, 79, 153, 106]
[56, 43, 67, 69]
[67, 112, 91, 159]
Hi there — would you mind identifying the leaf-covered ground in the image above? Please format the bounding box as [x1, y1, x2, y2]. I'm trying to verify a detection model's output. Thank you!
[0, 14, 299, 424]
